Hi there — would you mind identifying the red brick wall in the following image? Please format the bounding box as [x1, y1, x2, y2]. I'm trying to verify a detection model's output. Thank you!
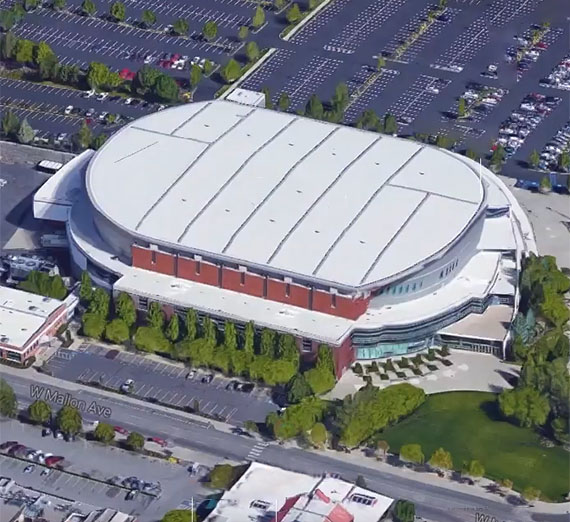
[221, 267, 242, 292]
[177, 256, 219, 286]
[312, 289, 369, 320]
[333, 337, 354, 378]
[243, 273, 265, 298]
[267, 279, 310, 308]
[131, 245, 175, 276]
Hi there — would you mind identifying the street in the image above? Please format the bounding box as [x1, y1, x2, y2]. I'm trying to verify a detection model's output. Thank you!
[1, 369, 565, 522]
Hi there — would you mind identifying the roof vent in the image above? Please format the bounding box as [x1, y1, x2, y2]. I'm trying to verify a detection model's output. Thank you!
[419, 171, 425, 176]
[375, 162, 379, 166]
[296, 189, 302, 194]
[225, 209, 230, 213]
[359, 240, 366, 244]
[314, 230, 320, 234]
[288, 143, 294, 146]
[269, 219, 275, 223]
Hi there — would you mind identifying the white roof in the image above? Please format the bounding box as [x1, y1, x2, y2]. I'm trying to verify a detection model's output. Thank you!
[205, 462, 392, 522]
[439, 304, 513, 341]
[226, 88, 266, 107]
[0, 286, 63, 350]
[87, 100, 485, 289]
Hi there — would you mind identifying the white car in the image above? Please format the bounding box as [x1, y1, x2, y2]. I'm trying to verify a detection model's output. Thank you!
[199, 58, 206, 68]
[144, 55, 153, 64]
[84, 89, 95, 98]
[124, 98, 133, 105]
[426, 86, 439, 94]
[64, 105, 73, 115]
[97, 92, 108, 101]
[191, 56, 200, 65]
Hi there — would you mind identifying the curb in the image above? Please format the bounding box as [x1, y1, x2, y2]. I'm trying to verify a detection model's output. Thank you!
[281, 0, 334, 42]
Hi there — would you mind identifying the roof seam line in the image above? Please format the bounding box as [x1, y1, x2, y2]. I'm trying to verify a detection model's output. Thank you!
[178, 117, 301, 244]
[386, 183, 480, 205]
[311, 145, 425, 276]
[266, 134, 384, 264]
[134, 107, 256, 232]
[130, 126, 211, 145]
[114, 141, 159, 164]
[359, 193, 430, 284]
[169, 101, 212, 135]
[221, 125, 341, 254]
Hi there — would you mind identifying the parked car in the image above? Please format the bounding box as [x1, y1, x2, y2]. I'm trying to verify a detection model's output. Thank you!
[86, 108, 95, 117]
[126, 489, 139, 500]
[121, 379, 135, 393]
[41, 468, 52, 477]
[24, 465, 35, 473]
[97, 92, 108, 101]
[54, 430, 64, 439]
[201, 374, 214, 384]
[147, 437, 167, 447]
[0, 441, 18, 450]
[64, 105, 73, 115]
[45, 456, 64, 466]
[114, 426, 129, 435]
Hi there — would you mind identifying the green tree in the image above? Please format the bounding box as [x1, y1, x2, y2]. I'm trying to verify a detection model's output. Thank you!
[202, 20, 217, 41]
[88, 287, 110, 317]
[185, 309, 198, 341]
[244, 321, 255, 356]
[34, 41, 55, 67]
[490, 144, 505, 168]
[126, 431, 145, 451]
[190, 63, 202, 89]
[104, 318, 129, 344]
[202, 316, 218, 346]
[498, 387, 550, 428]
[11, 3, 26, 23]
[93, 422, 115, 443]
[393, 500, 415, 522]
[140, 9, 156, 28]
[38, 51, 58, 80]
[0, 10, 15, 32]
[105, 70, 123, 90]
[79, 271, 93, 303]
[277, 92, 290, 111]
[260, 328, 276, 357]
[2, 110, 20, 138]
[56, 405, 82, 434]
[539, 175, 551, 192]
[161, 510, 196, 522]
[399, 443, 424, 464]
[87, 61, 110, 90]
[166, 314, 180, 342]
[153, 73, 179, 101]
[28, 400, 52, 424]
[457, 97, 467, 118]
[286, 3, 302, 24]
[220, 58, 241, 83]
[331, 82, 349, 113]
[72, 120, 92, 151]
[462, 459, 485, 478]
[305, 94, 323, 119]
[0, 379, 17, 418]
[24, 0, 39, 11]
[245, 40, 259, 62]
[134, 326, 171, 352]
[81, 0, 96, 16]
[133, 65, 160, 95]
[499, 478, 513, 490]
[15, 38, 34, 64]
[109, 1, 125, 22]
[376, 56, 385, 70]
[238, 25, 248, 40]
[81, 312, 106, 339]
[465, 149, 478, 160]
[1, 31, 18, 60]
[172, 18, 189, 36]
[114, 292, 136, 326]
[19, 271, 67, 300]
[287, 373, 312, 403]
[383, 113, 398, 135]
[377, 439, 390, 458]
[147, 302, 164, 330]
[528, 149, 540, 169]
[428, 447, 453, 470]
[310, 422, 327, 446]
[203, 59, 213, 76]
[261, 86, 272, 108]
[17, 118, 34, 144]
[208, 464, 244, 489]
[558, 151, 570, 172]
[274, 0, 286, 10]
[305, 366, 335, 395]
[224, 321, 237, 352]
[251, 5, 265, 29]
[52, 0, 66, 10]
[522, 486, 541, 502]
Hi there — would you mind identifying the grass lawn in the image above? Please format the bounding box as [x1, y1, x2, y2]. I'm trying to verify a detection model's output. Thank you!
[380, 391, 569, 501]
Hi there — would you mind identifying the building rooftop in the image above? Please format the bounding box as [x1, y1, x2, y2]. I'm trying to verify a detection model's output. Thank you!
[87, 100, 485, 290]
[0, 286, 63, 349]
[205, 462, 392, 522]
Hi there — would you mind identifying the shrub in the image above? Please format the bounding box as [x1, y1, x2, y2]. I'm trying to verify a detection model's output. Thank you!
[399, 357, 409, 368]
[370, 361, 379, 372]
[412, 368, 423, 376]
[427, 364, 438, 371]
[441, 359, 453, 367]
[352, 363, 363, 374]
[396, 371, 406, 379]
[380, 374, 389, 381]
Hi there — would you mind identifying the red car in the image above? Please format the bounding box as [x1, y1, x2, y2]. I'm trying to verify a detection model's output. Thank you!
[114, 426, 129, 435]
[147, 437, 167, 447]
[45, 456, 64, 467]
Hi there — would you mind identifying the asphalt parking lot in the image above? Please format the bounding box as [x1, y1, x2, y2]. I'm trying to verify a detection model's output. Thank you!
[45, 344, 279, 424]
[2, 0, 569, 183]
[0, 419, 210, 522]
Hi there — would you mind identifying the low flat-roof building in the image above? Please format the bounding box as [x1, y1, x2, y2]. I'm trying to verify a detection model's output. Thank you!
[0, 286, 67, 364]
[206, 462, 393, 522]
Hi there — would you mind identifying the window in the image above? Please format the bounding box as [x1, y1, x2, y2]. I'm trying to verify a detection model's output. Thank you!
[240, 272, 245, 286]
[391, 287, 396, 295]
[439, 270, 444, 279]
[405, 285, 409, 293]
[151, 250, 157, 265]
[285, 283, 291, 297]
[250, 500, 270, 511]
[412, 283, 416, 291]
[138, 296, 148, 311]
[398, 286, 403, 294]
[302, 339, 312, 353]
[195, 261, 201, 275]
[331, 293, 337, 308]
[351, 493, 376, 506]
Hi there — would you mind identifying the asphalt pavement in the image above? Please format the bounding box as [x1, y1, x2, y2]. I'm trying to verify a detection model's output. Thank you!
[45, 345, 279, 425]
[1, 370, 567, 522]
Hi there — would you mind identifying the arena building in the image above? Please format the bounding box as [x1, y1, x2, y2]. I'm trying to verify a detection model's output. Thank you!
[34, 99, 536, 377]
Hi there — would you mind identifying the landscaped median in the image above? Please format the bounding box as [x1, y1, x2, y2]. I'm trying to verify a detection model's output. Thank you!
[279, 0, 333, 41]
